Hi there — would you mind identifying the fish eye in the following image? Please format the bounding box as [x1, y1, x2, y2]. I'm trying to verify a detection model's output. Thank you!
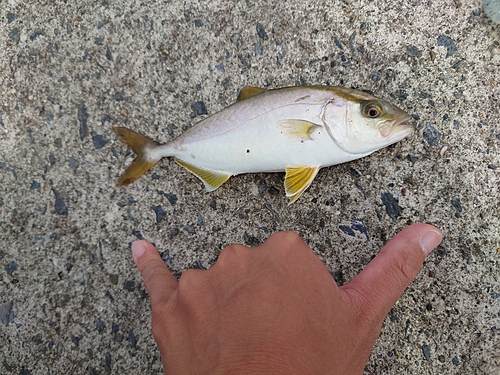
[363, 103, 383, 118]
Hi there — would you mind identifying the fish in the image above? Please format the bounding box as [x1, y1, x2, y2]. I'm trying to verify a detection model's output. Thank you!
[113, 85, 413, 203]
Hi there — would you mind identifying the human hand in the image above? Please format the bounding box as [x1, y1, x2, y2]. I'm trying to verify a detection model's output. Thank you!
[131, 223, 442, 375]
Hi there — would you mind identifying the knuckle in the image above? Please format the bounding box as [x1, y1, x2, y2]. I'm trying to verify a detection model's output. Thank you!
[216, 243, 247, 268]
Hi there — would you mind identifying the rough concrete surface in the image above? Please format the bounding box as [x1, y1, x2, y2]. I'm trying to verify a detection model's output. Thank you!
[0, 0, 499, 374]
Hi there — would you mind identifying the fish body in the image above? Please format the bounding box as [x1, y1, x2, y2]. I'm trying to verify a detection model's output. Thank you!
[114, 86, 413, 203]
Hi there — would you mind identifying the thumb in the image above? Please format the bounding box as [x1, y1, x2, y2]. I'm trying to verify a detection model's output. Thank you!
[341, 223, 442, 322]
[132, 240, 178, 309]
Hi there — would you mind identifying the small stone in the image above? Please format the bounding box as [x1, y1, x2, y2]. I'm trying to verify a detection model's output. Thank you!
[406, 45, 422, 57]
[151, 205, 166, 223]
[381, 192, 401, 221]
[95, 37, 103, 45]
[123, 280, 135, 292]
[128, 329, 137, 348]
[438, 354, 446, 363]
[243, 232, 260, 247]
[184, 225, 196, 235]
[30, 180, 41, 192]
[71, 335, 80, 346]
[422, 345, 431, 361]
[52, 188, 68, 216]
[69, 157, 79, 172]
[437, 35, 457, 58]
[120, 108, 128, 117]
[423, 123, 441, 146]
[165, 192, 178, 205]
[78, 103, 88, 140]
[256, 23, 268, 40]
[192, 101, 208, 115]
[131, 230, 144, 240]
[96, 317, 105, 332]
[5, 261, 18, 276]
[106, 46, 113, 60]
[452, 356, 460, 366]
[91, 131, 109, 149]
[30, 30, 46, 41]
[7, 13, 18, 24]
[488, 164, 497, 170]
[114, 92, 124, 101]
[255, 42, 263, 56]
[339, 225, 355, 236]
[0, 301, 15, 326]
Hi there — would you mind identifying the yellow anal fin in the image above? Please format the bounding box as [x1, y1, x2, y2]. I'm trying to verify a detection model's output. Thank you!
[236, 86, 267, 102]
[284, 165, 320, 204]
[113, 126, 160, 186]
[278, 119, 321, 141]
[175, 158, 231, 192]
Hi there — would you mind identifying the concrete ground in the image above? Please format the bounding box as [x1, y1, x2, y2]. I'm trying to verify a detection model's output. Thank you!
[1, 0, 499, 373]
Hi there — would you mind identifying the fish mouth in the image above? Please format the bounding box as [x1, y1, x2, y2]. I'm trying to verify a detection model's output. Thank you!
[389, 116, 414, 140]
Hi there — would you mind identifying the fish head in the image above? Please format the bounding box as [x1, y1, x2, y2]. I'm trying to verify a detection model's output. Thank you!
[324, 89, 413, 154]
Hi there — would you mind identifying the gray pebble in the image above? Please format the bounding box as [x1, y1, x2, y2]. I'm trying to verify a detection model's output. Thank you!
[0, 110, 2, 124]
[184, 225, 196, 234]
[8, 28, 20, 43]
[437, 35, 457, 58]
[0, 301, 15, 326]
[422, 345, 431, 361]
[114, 92, 124, 100]
[192, 101, 208, 115]
[96, 317, 105, 332]
[452, 356, 460, 366]
[487, 164, 497, 170]
[78, 103, 88, 140]
[243, 232, 260, 247]
[106, 46, 113, 61]
[91, 131, 109, 149]
[69, 156, 79, 172]
[423, 122, 441, 146]
[123, 280, 135, 292]
[255, 42, 263, 56]
[30, 180, 41, 192]
[339, 225, 355, 236]
[52, 188, 68, 216]
[406, 45, 422, 57]
[7, 13, 18, 24]
[151, 205, 166, 223]
[30, 30, 46, 41]
[256, 23, 268, 40]
[5, 261, 19, 276]
[381, 192, 401, 221]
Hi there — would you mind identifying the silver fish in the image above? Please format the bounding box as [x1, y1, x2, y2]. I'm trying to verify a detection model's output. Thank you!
[114, 85, 413, 203]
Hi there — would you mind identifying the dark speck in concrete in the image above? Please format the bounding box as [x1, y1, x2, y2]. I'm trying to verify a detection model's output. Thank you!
[0, 301, 15, 326]
[381, 192, 401, 221]
[106, 46, 113, 60]
[452, 356, 460, 366]
[104, 352, 111, 372]
[0, 251, 4, 260]
[255, 42, 263, 56]
[192, 101, 208, 115]
[78, 103, 88, 140]
[123, 280, 135, 292]
[114, 92, 124, 101]
[369, 72, 380, 82]
[423, 123, 441, 146]
[0, 162, 17, 180]
[256, 23, 268, 40]
[184, 225, 196, 235]
[30, 180, 41, 192]
[451, 196, 462, 218]
[96, 317, 105, 332]
[71, 335, 80, 346]
[5, 261, 19, 276]
[339, 225, 355, 236]
[406, 45, 422, 57]
[128, 329, 137, 348]
[151, 205, 166, 223]
[7, 13, 18, 24]
[437, 35, 457, 58]
[132, 230, 144, 240]
[490, 291, 500, 300]
[258, 179, 267, 194]
[9, 28, 20, 43]
[215, 63, 224, 72]
[30, 30, 46, 41]
[95, 37, 103, 45]
[69, 156, 79, 172]
[91, 131, 109, 149]
[422, 345, 431, 361]
[164, 192, 178, 205]
[333, 36, 344, 50]
[244, 232, 260, 247]
[487, 164, 497, 170]
[52, 188, 68, 216]
[49, 154, 56, 165]
[351, 219, 368, 239]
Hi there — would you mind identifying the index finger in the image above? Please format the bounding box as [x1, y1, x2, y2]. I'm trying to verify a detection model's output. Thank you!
[132, 240, 179, 309]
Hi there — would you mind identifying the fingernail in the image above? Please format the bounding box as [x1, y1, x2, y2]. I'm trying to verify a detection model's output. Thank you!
[132, 241, 146, 262]
[420, 230, 442, 256]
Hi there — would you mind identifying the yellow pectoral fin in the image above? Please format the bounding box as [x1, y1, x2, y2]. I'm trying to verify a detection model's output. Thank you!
[278, 120, 321, 141]
[284, 165, 320, 204]
[175, 158, 231, 192]
[236, 86, 267, 102]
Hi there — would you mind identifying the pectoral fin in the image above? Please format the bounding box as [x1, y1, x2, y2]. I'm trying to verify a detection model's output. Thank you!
[175, 158, 231, 192]
[284, 165, 320, 204]
[278, 120, 321, 141]
[237, 86, 267, 102]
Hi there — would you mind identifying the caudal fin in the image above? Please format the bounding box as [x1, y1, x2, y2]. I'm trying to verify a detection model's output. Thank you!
[113, 127, 161, 186]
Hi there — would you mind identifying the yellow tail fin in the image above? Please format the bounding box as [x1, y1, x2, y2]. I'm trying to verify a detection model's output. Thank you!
[113, 127, 160, 186]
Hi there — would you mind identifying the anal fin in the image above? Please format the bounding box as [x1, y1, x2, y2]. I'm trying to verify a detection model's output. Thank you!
[284, 165, 320, 204]
[175, 158, 231, 192]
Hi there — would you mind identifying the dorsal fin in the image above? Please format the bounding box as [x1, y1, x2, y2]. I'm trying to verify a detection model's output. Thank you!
[236, 86, 267, 102]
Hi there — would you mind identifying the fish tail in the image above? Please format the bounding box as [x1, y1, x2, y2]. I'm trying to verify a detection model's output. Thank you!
[113, 126, 161, 186]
